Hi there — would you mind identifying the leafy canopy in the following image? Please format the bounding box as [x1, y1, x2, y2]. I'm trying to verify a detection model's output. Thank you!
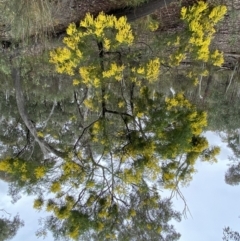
[0, 2, 227, 240]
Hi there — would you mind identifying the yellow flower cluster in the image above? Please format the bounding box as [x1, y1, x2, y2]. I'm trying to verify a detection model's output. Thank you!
[66, 23, 77, 36]
[92, 121, 101, 135]
[169, 52, 186, 66]
[72, 79, 80, 86]
[49, 47, 77, 75]
[190, 111, 207, 135]
[148, 18, 159, 32]
[33, 198, 44, 210]
[98, 209, 108, 219]
[146, 58, 160, 82]
[118, 100, 125, 108]
[62, 160, 82, 178]
[165, 92, 191, 110]
[102, 62, 124, 81]
[164, 172, 176, 183]
[86, 180, 95, 188]
[80, 12, 134, 45]
[165, 92, 207, 135]
[54, 206, 71, 220]
[0, 158, 36, 182]
[68, 228, 79, 239]
[211, 49, 224, 67]
[115, 17, 134, 44]
[34, 166, 46, 179]
[46, 200, 55, 212]
[129, 209, 136, 217]
[123, 168, 143, 184]
[63, 22, 86, 52]
[50, 181, 61, 193]
[191, 137, 209, 152]
[105, 233, 117, 240]
[50, 12, 134, 79]
[79, 66, 101, 87]
[97, 222, 104, 231]
[180, 1, 227, 66]
[0, 159, 13, 173]
[83, 98, 97, 111]
[209, 5, 228, 24]
[37, 131, 44, 138]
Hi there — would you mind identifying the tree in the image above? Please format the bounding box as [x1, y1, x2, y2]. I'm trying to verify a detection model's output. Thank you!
[220, 131, 240, 186]
[225, 161, 240, 186]
[0, 213, 24, 241]
[223, 227, 240, 241]
[0, 2, 227, 240]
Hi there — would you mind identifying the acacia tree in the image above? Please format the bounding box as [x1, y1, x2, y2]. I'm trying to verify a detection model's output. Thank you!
[223, 227, 240, 241]
[0, 2, 227, 240]
[0, 213, 24, 241]
[225, 161, 240, 186]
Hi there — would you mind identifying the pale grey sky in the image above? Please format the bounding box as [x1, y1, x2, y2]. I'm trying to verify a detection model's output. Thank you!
[1, 131, 239, 241]
[172, 132, 240, 241]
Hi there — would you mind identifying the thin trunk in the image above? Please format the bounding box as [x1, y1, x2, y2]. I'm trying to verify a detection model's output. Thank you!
[110, 0, 175, 22]
[12, 67, 66, 159]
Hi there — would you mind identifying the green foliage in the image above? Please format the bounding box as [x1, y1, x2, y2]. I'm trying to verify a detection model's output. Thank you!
[0, 214, 24, 241]
[168, 1, 227, 67]
[223, 227, 240, 241]
[0, 2, 228, 240]
[225, 162, 240, 186]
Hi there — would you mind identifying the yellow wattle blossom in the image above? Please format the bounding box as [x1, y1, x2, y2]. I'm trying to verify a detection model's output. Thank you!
[209, 5, 227, 24]
[137, 66, 145, 74]
[80, 12, 94, 28]
[83, 98, 95, 111]
[118, 101, 125, 108]
[33, 198, 44, 210]
[37, 131, 44, 138]
[193, 77, 199, 86]
[73, 79, 80, 86]
[102, 63, 124, 80]
[50, 47, 72, 64]
[79, 66, 91, 82]
[68, 228, 79, 239]
[46, 201, 55, 212]
[0, 159, 12, 173]
[175, 2, 227, 67]
[148, 18, 159, 31]
[129, 209, 136, 217]
[157, 226, 162, 234]
[66, 23, 77, 36]
[86, 180, 95, 188]
[97, 222, 104, 231]
[147, 224, 152, 230]
[34, 166, 46, 179]
[136, 112, 144, 118]
[62, 160, 82, 177]
[103, 38, 111, 50]
[181, 6, 187, 20]
[146, 58, 160, 81]
[50, 181, 61, 193]
[211, 49, 224, 66]
[174, 36, 181, 46]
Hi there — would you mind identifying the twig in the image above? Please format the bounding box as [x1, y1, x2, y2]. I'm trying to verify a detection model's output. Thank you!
[225, 61, 238, 94]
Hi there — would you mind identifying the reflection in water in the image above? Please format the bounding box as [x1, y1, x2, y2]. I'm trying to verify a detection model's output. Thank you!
[0, 1, 238, 240]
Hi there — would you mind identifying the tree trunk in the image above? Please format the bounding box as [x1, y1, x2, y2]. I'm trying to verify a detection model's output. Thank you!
[109, 0, 175, 22]
[12, 67, 66, 159]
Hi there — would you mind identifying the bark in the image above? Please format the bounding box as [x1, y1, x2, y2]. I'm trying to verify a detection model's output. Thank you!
[12, 67, 66, 159]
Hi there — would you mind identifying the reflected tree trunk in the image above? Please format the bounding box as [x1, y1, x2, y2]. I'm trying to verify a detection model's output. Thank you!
[12, 67, 66, 159]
